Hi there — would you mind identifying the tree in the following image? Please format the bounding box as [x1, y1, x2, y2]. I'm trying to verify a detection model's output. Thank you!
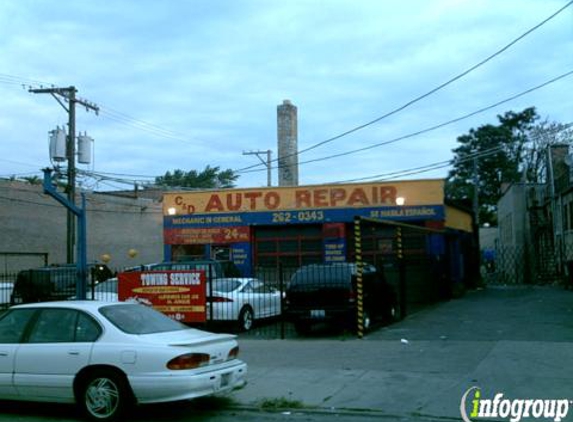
[22, 176, 41, 185]
[445, 107, 539, 225]
[155, 165, 239, 189]
[522, 120, 573, 184]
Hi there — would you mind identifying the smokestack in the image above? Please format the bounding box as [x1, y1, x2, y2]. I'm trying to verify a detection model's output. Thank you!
[277, 99, 298, 186]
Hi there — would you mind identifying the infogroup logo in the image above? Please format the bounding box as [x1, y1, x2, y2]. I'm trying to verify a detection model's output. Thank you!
[460, 387, 571, 422]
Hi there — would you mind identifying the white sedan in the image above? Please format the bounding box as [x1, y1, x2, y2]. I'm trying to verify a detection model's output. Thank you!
[88, 277, 118, 302]
[0, 301, 247, 421]
[207, 278, 282, 332]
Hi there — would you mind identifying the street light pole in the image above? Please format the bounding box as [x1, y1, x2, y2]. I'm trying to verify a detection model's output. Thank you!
[43, 168, 88, 300]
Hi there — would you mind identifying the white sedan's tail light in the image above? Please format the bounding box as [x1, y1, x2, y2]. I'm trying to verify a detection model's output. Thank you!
[227, 346, 239, 360]
[208, 296, 234, 303]
[167, 353, 210, 370]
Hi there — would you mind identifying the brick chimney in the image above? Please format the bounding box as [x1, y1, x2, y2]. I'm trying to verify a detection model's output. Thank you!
[277, 100, 298, 186]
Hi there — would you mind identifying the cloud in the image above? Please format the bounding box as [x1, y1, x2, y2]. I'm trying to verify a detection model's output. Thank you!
[0, 0, 571, 188]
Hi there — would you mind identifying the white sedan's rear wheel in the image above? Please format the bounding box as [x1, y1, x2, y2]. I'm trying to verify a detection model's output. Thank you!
[80, 369, 131, 421]
[238, 306, 254, 332]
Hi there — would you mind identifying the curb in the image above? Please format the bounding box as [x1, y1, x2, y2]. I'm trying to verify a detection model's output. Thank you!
[228, 404, 465, 421]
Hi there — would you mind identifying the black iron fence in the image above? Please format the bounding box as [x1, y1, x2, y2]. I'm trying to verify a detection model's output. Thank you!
[202, 263, 401, 339]
[0, 252, 50, 309]
[0, 249, 478, 339]
[0, 272, 15, 309]
[0, 263, 402, 338]
[0, 265, 110, 310]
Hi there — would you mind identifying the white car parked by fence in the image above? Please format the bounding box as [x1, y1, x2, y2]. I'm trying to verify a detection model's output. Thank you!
[207, 278, 283, 332]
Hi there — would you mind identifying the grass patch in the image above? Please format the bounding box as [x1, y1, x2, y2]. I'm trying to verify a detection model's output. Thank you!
[258, 397, 307, 410]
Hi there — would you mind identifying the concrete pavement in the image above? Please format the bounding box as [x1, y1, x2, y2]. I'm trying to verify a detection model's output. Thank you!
[231, 286, 573, 420]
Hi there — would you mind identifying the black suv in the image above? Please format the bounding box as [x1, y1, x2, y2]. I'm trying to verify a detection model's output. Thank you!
[286, 262, 397, 334]
[148, 259, 241, 279]
[10, 263, 112, 305]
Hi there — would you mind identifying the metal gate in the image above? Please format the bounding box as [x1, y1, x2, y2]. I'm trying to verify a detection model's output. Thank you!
[214, 217, 475, 340]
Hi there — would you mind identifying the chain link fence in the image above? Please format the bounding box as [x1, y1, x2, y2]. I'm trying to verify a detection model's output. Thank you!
[480, 243, 573, 287]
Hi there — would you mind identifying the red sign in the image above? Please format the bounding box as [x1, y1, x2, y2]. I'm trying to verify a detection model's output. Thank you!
[164, 226, 250, 245]
[323, 222, 346, 238]
[118, 271, 206, 323]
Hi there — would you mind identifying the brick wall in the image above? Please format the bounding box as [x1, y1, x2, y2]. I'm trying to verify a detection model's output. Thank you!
[0, 180, 163, 272]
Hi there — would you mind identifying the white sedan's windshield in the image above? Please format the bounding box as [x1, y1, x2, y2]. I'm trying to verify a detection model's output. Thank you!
[212, 279, 241, 293]
[100, 303, 187, 334]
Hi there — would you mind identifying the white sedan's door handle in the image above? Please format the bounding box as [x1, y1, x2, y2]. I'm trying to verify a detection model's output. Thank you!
[68, 351, 80, 356]
[0, 352, 8, 357]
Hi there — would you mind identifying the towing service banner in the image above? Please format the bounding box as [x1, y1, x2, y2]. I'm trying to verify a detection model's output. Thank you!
[118, 270, 206, 323]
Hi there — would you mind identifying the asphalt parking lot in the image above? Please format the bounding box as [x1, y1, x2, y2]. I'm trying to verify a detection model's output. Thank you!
[0, 285, 570, 422]
[232, 285, 573, 420]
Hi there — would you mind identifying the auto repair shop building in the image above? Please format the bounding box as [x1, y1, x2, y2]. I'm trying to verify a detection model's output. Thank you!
[162, 179, 476, 291]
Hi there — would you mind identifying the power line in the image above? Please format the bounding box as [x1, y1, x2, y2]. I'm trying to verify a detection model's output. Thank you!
[235, 0, 573, 173]
[14, 123, 568, 191]
[239, 68, 573, 175]
[0, 194, 63, 209]
[0, 78, 23, 87]
[335, 146, 507, 184]
[78, 169, 157, 179]
[49, 68, 573, 186]
[98, 106, 201, 146]
[99, 105, 182, 135]
[0, 74, 203, 146]
[0, 73, 53, 88]
[334, 122, 573, 184]
[5, 67, 571, 187]
[0, 157, 44, 170]
[295, 69, 573, 167]
[76, 169, 155, 186]
[0, 193, 162, 214]
[4, 0, 572, 166]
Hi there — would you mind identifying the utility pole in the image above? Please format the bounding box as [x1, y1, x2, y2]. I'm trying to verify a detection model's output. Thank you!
[243, 150, 272, 187]
[30, 86, 99, 263]
[547, 146, 560, 269]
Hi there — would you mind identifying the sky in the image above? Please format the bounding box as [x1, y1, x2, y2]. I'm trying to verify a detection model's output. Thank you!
[0, 0, 572, 191]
